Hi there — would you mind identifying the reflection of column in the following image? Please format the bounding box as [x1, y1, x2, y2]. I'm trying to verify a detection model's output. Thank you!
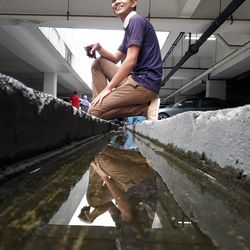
[206, 80, 226, 100]
[44, 72, 57, 97]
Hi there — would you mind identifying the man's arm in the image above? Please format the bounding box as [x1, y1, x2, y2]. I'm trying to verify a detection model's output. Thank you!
[85, 43, 124, 63]
[97, 44, 124, 64]
[91, 161, 133, 223]
[107, 45, 140, 90]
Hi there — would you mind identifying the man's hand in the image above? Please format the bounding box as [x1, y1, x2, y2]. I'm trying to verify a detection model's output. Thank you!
[91, 161, 109, 181]
[84, 43, 101, 58]
[91, 87, 112, 106]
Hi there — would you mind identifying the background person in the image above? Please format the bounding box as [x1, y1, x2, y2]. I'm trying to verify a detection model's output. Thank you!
[68, 91, 80, 109]
[80, 94, 91, 112]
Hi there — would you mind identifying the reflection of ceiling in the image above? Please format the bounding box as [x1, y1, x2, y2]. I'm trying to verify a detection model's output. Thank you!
[0, 0, 249, 101]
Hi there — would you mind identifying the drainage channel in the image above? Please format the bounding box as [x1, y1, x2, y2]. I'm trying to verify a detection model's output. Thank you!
[0, 130, 249, 250]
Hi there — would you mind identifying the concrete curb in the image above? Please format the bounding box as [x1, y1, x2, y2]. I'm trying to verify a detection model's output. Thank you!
[128, 105, 250, 176]
[0, 73, 114, 167]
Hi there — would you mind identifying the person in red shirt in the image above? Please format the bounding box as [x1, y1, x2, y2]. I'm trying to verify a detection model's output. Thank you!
[68, 91, 80, 108]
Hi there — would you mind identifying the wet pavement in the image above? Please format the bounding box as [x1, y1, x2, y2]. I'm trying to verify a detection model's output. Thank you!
[0, 130, 249, 250]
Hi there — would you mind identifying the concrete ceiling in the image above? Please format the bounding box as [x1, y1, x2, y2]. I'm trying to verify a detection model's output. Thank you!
[0, 0, 250, 101]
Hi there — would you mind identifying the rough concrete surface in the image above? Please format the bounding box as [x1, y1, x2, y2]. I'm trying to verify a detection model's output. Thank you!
[134, 135, 250, 250]
[0, 73, 113, 167]
[128, 105, 250, 176]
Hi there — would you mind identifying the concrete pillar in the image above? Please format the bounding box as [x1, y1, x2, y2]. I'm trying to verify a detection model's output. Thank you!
[206, 80, 226, 100]
[44, 72, 57, 97]
[174, 93, 182, 103]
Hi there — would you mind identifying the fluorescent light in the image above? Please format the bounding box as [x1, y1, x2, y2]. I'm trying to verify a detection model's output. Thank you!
[185, 33, 216, 41]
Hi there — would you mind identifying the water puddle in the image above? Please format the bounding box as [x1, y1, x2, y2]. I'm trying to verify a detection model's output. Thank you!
[0, 130, 249, 250]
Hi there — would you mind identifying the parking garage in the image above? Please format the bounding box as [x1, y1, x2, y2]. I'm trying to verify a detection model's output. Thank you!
[0, 0, 250, 250]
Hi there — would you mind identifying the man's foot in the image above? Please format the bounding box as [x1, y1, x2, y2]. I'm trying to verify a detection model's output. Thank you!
[147, 96, 160, 120]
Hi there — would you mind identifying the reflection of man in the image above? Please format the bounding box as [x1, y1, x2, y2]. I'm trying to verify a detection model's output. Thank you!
[79, 143, 157, 248]
[86, 0, 162, 120]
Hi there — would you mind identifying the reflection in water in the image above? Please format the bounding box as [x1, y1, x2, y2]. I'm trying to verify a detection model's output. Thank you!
[1, 130, 236, 250]
[79, 139, 157, 249]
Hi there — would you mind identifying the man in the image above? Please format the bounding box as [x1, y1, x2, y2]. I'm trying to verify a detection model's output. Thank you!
[68, 91, 80, 108]
[87, 0, 162, 120]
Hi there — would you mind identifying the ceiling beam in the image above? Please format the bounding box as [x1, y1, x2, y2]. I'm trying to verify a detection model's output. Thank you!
[180, 0, 201, 17]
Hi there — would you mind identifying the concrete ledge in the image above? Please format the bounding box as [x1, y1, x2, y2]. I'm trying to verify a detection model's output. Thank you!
[133, 135, 250, 250]
[0, 73, 113, 167]
[128, 105, 250, 176]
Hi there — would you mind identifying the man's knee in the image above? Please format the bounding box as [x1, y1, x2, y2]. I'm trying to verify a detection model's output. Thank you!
[88, 105, 101, 118]
[86, 193, 99, 207]
[91, 57, 108, 71]
[88, 105, 95, 116]
[91, 58, 100, 71]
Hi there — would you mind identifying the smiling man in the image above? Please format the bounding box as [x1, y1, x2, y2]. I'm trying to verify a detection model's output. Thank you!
[86, 0, 162, 120]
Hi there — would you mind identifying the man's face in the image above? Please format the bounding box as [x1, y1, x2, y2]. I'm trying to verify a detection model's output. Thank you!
[112, 0, 136, 19]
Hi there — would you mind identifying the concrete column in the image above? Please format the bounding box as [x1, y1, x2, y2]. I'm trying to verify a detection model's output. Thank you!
[174, 93, 182, 103]
[44, 72, 57, 97]
[206, 80, 226, 100]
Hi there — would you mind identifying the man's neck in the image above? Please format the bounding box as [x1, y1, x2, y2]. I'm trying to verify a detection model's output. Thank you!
[122, 11, 137, 29]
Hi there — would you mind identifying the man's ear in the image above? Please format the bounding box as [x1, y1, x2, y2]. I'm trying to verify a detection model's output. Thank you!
[131, 0, 137, 9]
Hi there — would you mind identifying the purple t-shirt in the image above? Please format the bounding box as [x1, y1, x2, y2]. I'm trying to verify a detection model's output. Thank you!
[118, 14, 162, 94]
